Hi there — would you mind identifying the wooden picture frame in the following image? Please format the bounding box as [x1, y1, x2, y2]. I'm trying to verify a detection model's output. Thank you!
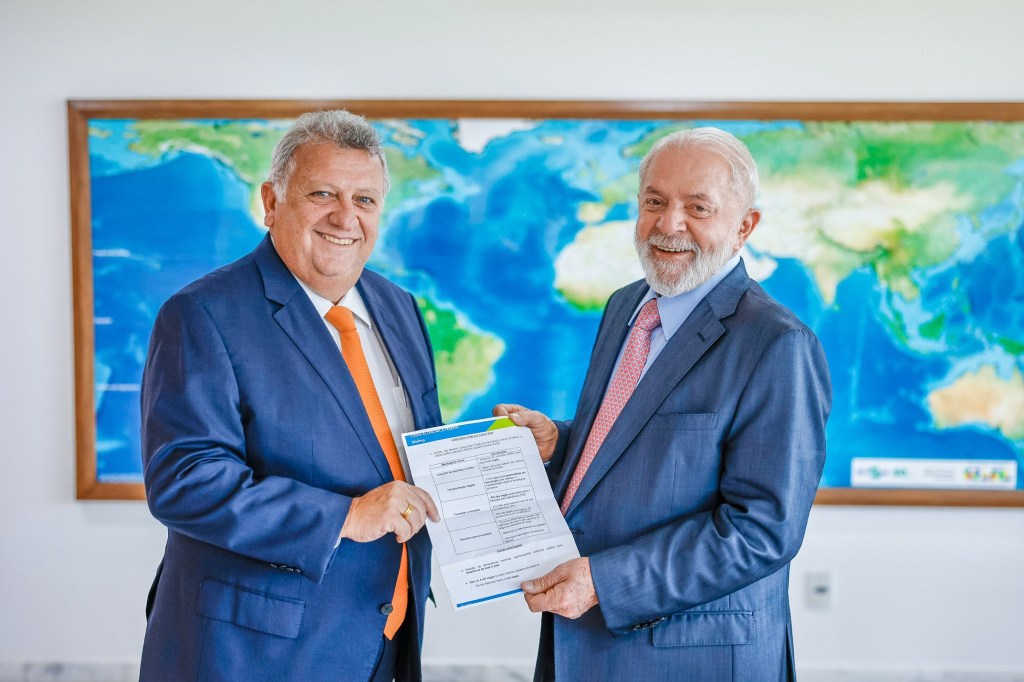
[69, 99, 1024, 505]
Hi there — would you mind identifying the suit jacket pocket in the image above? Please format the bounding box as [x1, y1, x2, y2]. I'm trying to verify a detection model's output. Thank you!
[652, 610, 752, 647]
[652, 412, 718, 430]
[196, 578, 305, 639]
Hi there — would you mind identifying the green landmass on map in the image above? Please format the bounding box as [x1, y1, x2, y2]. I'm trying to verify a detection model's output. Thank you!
[416, 297, 505, 422]
[552, 120, 1024, 450]
[130, 121, 279, 183]
[560, 121, 1024, 323]
[381, 148, 447, 208]
[126, 120, 447, 226]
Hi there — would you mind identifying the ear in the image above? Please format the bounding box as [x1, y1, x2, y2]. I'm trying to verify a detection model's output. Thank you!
[260, 182, 277, 229]
[735, 209, 761, 249]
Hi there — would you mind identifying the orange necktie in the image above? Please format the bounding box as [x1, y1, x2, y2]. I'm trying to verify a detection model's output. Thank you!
[325, 305, 408, 640]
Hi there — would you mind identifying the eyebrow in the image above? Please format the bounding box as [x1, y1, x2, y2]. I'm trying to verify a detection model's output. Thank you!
[641, 186, 717, 203]
[306, 182, 382, 197]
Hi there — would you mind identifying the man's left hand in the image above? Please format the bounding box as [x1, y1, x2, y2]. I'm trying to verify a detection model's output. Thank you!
[521, 557, 597, 619]
[492, 404, 559, 462]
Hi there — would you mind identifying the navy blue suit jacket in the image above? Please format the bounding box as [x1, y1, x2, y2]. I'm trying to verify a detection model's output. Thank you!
[541, 261, 831, 681]
[139, 235, 441, 681]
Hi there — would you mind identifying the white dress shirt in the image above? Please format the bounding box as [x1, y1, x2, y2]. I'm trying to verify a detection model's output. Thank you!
[294, 277, 416, 480]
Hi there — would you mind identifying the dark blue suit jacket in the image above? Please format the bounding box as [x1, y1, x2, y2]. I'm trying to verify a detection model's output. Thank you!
[541, 261, 831, 681]
[139, 235, 441, 681]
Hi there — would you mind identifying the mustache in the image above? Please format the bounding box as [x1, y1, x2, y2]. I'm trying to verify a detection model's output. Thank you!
[643, 235, 700, 253]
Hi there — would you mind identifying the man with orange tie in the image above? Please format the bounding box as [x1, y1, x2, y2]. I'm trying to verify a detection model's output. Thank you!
[495, 128, 831, 681]
[140, 110, 441, 681]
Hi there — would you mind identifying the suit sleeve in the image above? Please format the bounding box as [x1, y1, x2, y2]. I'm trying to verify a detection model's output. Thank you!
[543, 420, 573, 486]
[588, 327, 832, 635]
[141, 292, 350, 584]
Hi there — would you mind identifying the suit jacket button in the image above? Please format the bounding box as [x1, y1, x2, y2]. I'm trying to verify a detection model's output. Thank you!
[380, 603, 394, 615]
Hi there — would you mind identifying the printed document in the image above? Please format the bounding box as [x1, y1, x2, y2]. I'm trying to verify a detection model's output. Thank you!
[402, 417, 581, 609]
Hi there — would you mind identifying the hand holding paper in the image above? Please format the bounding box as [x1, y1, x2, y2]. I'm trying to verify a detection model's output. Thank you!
[340, 480, 440, 544]
[491, 404, 560, 463]
[522, 556, 598, 619]
[402, 417, 580, 610]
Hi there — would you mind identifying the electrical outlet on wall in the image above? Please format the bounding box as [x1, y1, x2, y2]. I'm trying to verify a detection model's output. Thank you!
[805, 572, 833, 610]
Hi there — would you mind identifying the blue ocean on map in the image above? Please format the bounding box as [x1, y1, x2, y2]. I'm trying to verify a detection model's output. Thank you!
[91, 153, 265, 480]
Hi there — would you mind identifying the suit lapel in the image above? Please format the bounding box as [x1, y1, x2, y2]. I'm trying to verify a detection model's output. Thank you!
[254, 237, 393, 484]
[552, 282, 645, 502]
[356, 276, 428, 427]
[561, 263, 753, 516]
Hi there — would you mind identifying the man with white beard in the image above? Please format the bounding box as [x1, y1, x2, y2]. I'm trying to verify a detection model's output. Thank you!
[494, 128, 832, 682]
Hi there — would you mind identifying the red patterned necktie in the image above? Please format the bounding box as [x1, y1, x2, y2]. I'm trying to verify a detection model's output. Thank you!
[325, 305, 408, 640]
[561, 298, 662, 514]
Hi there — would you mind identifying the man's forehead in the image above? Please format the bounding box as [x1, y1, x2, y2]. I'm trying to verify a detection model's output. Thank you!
[641, 176, 727, 200]
[294, 142, 375, 166]
[291, 145, 384, 183]
[642, 148, 732, 196]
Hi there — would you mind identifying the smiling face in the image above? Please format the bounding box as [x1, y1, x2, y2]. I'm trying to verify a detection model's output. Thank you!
[261, 142, 386, 302]
[634, 145, 760, 296]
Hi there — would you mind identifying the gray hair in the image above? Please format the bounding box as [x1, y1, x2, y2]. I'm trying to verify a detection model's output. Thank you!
[638, 127, 759, 208]
[268, 110, 390, 196]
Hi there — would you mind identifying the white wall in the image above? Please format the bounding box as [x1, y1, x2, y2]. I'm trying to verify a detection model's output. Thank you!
[1, 0, 1022, 673]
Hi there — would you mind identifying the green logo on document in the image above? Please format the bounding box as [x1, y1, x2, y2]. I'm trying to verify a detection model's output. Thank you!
[487, 417, 516, 430]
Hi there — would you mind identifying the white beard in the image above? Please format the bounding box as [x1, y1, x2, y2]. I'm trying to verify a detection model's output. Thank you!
[634, 232, 736, 297]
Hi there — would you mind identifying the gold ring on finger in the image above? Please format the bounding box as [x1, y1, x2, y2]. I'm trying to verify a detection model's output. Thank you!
[400, 502, 415, 520]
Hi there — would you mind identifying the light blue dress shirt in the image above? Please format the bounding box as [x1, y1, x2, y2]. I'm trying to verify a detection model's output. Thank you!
[613, 253, 742, 382]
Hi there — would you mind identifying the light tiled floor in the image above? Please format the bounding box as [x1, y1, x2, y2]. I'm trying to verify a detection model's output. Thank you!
[424, 666, 533, 682]
[2, 664, 1024, 681]
[801, 673, 1024, 682]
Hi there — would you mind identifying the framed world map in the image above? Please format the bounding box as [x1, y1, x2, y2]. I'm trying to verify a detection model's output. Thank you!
[68, 100, 1024, 505]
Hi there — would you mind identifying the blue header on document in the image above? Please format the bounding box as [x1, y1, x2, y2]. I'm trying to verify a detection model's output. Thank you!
[403, 416, 515, 447]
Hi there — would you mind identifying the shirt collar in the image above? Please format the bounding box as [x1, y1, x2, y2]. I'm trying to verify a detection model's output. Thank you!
[272, 233, 372, 328]
[292, 275, 372, 329]
[630, 253, 742, 339]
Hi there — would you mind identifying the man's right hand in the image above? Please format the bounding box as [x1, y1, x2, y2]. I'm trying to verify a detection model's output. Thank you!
[492, 404, 559, 462]
[340, 481, 439, 544]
